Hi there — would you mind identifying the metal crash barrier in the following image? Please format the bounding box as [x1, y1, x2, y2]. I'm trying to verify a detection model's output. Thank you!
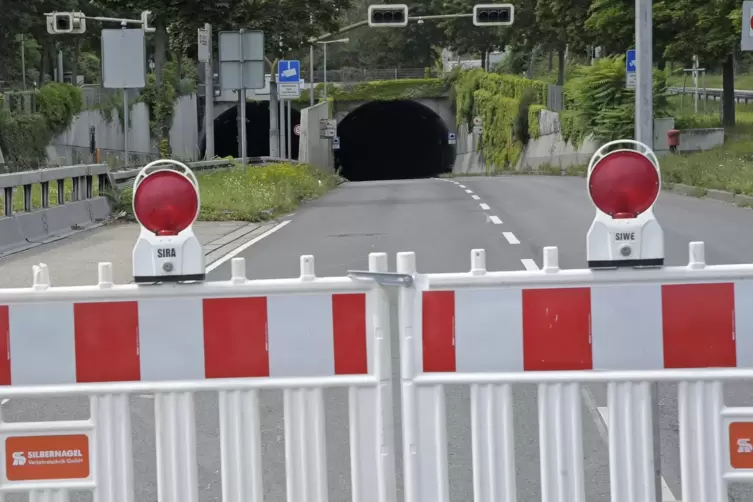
[1, 145, 753, 501]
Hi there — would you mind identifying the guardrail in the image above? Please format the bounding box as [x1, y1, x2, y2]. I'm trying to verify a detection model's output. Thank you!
[668, 86, 753, 102]
[0, 156, 299, 256]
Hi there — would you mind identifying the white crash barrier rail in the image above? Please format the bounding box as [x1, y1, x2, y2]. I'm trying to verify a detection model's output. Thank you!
[0, 255, 396, 502]
[396, 243, 753, 502]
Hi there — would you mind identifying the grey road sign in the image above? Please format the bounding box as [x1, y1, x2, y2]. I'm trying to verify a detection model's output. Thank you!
[197, 27, 210, 62]
[218, 30, 265, 90]
[743, 2, 753, 51]
[101, 29, 146, 89]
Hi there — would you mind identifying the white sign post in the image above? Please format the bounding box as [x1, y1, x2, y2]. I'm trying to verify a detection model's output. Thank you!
[197, 27, 210, 62]
[742, 1, 753, 51]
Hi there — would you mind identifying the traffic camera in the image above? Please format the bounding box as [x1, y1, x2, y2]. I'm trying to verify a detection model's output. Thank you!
[46, 11, 86, 34]
[473, 4, 514, 26]
[586, 140, 664, 269]
[132, 159, 205, 283]
[368, 4, 409, 27]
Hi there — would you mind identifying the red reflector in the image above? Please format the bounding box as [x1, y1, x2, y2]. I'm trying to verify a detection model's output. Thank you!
[588, 150, 659, 218]
[133, 170, 198, 235]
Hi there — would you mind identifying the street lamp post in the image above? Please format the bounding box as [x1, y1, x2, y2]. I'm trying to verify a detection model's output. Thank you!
[316, 38, 349, 101]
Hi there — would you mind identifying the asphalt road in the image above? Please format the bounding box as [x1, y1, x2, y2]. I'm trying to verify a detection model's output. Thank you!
[3, 175, 753, 501]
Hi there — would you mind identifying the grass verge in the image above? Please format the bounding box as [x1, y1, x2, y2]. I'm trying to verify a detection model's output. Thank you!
[111, 161, 343, 221]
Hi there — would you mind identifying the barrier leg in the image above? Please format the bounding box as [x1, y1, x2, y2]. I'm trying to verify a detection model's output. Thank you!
[397, 252, 450, 502]
[91, 393, 134, 502]
[154, 392, 198, 502]
[538, 383, 585, 502]
[349, 253, 397, 502]
[606, 382, 655, 502]
[219, 389, 263, 502]
[678, 381, 725, 502]
[283, 388, 328, 502]
[470, 383, 516, 502]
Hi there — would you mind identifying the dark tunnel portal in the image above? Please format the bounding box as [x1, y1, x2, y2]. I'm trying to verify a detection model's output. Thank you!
[203, 101, 300, 159]
[336, 100, 454, 181]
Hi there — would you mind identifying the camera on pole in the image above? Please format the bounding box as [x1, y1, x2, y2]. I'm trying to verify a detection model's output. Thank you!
[46, 11, 87, 34]
[472, 4, 514, 26]
[368, 4, 409, 27]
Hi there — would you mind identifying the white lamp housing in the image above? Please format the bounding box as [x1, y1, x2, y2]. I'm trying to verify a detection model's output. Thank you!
[132, 159, 206, 283]
[586, 139, 664, 269]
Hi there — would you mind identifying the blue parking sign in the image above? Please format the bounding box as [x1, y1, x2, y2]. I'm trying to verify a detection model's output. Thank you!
[626, 50, 636, 72]
[278, 60, 300, 83]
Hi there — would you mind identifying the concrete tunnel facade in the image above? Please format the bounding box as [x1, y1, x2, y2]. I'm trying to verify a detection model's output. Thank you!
[201, 97, 457, 181]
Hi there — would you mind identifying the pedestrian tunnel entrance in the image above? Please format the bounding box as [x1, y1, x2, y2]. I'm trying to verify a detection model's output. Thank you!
[335, 100, 455, 181]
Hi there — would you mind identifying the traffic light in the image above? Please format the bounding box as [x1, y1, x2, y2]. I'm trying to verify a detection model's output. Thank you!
[368, 4, 409, 27]
[46, 11, 86, 34]
[472, 4, 514, 26]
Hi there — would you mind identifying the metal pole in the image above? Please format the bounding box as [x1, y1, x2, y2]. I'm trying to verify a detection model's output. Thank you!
[310, 44, 315, 106]
[279, 95, 286, 158]
[323, 42, 328, 101]
[123, 89, 129, 166]
[20, 35, 26, 91]
[636, 1, 659, 497]
[286, 100, 292, 158]
[57, 49, 64, 82]
[269, 65, 280, 157]
[239, 29, 247, 168]
[204, 23, 215, 160]
[635, 0, 653, 149]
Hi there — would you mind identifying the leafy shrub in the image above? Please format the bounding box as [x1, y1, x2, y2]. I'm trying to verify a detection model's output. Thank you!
[36, 82, 82, 135]
[562, 56, 671, 146]
[301, 78, 450, 103]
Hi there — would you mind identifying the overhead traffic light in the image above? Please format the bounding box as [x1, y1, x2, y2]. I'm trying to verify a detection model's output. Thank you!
[46, 11, 87, 34]
[472, 4, 514, 26]
[368, 4, 409, 27]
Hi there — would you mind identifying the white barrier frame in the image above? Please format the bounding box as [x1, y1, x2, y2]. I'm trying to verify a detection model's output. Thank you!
[0, 253, 397, 502]
[396, 242, 749, 502]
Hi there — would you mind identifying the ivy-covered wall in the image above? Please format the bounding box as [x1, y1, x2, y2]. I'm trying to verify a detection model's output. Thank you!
[0, 83, 82, 170]
[450, 68, 549, 170]
[297, 77, 451, 104]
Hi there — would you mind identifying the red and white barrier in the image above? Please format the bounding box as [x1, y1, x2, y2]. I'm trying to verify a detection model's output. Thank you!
[0, 292, 368, 385]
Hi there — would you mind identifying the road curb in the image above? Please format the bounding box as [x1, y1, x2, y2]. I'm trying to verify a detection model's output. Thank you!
[664, 182, 753, 207]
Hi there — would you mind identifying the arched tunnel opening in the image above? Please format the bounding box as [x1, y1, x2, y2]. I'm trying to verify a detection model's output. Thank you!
[336, 100, 455, 181]
[201, 101, 300, 159]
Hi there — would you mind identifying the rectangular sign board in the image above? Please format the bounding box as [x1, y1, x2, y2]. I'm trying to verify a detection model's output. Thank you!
[218, 30, 265, 90]
[197, 28, 210, 62]
[278, 82, 301, 99]
[626, 49, 636, 73]
[5, 434, 90, 482]
[320, 118, 337, 139]
[743, 2, 753, 51]
[278, 60, 300, 83]
[448, 132, 457, 145]
[101, 29, 146, 89]
[626, 72, 637, 89]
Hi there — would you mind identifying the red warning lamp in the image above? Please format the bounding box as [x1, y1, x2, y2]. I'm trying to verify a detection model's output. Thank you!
[588, 150, 660, 219]
[133, 170, 199, 236]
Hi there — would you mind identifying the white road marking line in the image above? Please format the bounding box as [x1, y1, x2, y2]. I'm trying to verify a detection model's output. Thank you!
[480, 203, 490, 210]
[597, 407, 677, 501]
[521, 259, 539, 271]
[465, 189, 473, 193]
[471, 195, 480, 200]
[503, 232, 520, 244]
[458, 184, 466, 188]
[206, 220, 291, 272]
[1, 399, 8, 405]
[489, 215, 503, 225]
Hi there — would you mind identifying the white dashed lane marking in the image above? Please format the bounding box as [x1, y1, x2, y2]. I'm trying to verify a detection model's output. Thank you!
[465, 189, 473, 194]
[458, 184, 466, 188]
[471, 195, 480, 200]
[480, 203, 490, 210]
[503, 232, 520, 244]
[521, 259, 539, 271]
[489, 215, 503, 225]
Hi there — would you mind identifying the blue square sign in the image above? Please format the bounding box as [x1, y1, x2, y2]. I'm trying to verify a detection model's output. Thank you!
[278, 60, 300, 83]
[626, 50, 636, 73]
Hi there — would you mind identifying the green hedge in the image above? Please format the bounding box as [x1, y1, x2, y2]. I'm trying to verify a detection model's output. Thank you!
[298, 77, 450, 103]
[451, 68, 549, 170]
[562, 56, 670, 146]
[0, 83, 82, 170]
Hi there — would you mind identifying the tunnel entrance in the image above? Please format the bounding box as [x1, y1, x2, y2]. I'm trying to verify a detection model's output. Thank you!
[201, 101, 300, 159]
[336, 100, 454, 181]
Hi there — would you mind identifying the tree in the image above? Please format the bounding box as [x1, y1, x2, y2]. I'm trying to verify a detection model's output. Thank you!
[534, 0, 592, 84]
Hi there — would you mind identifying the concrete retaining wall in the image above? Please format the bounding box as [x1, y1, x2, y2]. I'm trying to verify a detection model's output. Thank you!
[298, 102, 333, 171]
[47, 94, 200, 166]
